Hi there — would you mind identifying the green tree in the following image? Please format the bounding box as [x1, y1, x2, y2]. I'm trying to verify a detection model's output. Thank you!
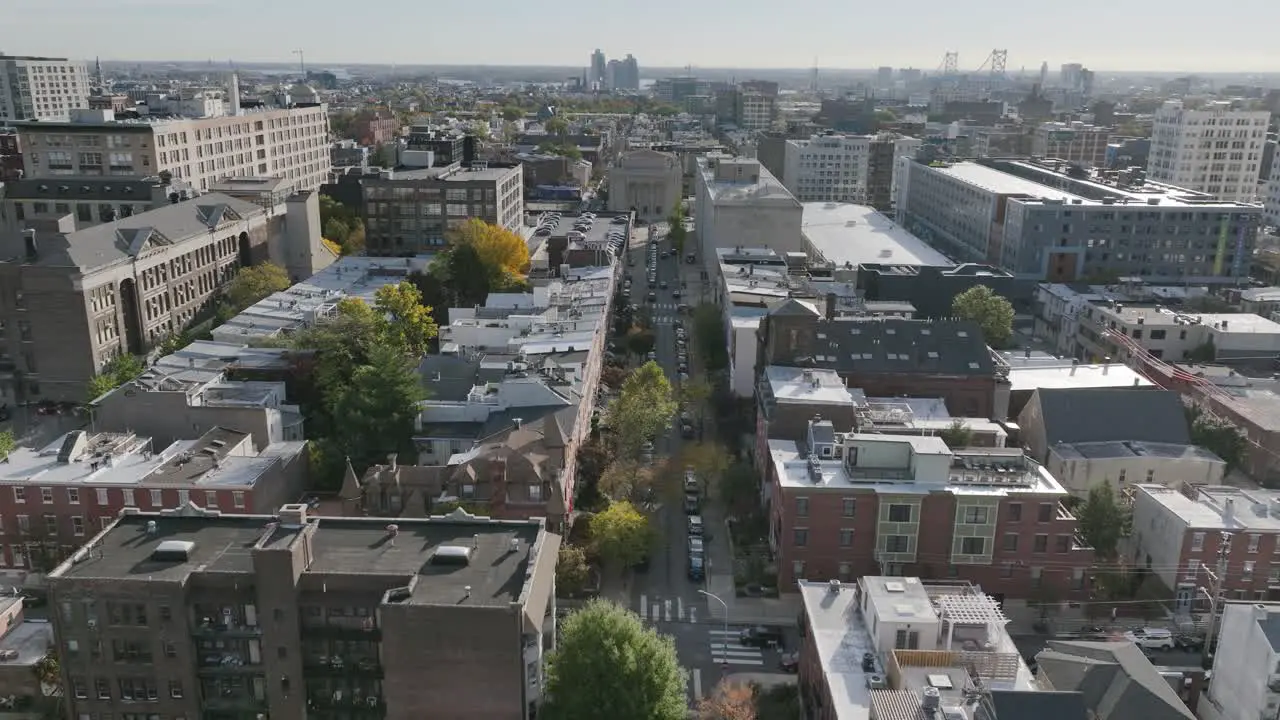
[501, 106, 525, 122]
[544, 116, 570, 137]
[86, 353, 146, 402]
[677, 442, 732, 500]
[226, 263, 291, 312]
[556, 544, 591, 597]
[0, 429, 16, 461]
[373, 282, 439, 357]
[323, 217, 351, 247]
[590, 501, 651, 568]
[447, 218, 531, 277]
[607, 361, 677, 459]
[938, 420, 973, 448]
[693, 304, 729, 371]
[625, 326, 656, 358]
[598, 460, 656, 503]
[1187, 403, 1247, 470]
[951, 285, 1015, 348]
[328, 343, 426, 472]
[1076, 482, 1131, 561]
[542, 600, 686, 720]
[538, 141, 583, 161]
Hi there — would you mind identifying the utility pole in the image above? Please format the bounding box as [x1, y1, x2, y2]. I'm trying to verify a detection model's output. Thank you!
[1201, 531, 1233, 659]
[292, 49, 305, 78]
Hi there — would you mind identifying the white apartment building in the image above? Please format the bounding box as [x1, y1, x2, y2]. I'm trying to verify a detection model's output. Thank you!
[1077, 302, 1280, 364]
[0, 53, 90, 121]
[1043, 440, 1225, 497]
[737, 93, 775, 130]
[782, 133, 920, 205]
[1031, 121, 1112, 167]
[16, 105, 331, 193]
[1204, 602, 1280, 720]
[693, 154, 803, 262]
[1147, 100, 1270, 203]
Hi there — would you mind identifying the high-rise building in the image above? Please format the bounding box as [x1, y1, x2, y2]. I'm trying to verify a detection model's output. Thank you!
[876, 67, 893, 87]
[1059, 63, 1084, 90]
[782, 133, 920, 207]
[620, 54, 640, 91]
[1031, 121, 1113, 167]
[0, 52, 91, 121]
[589, 49, 606, 89]
[604, 59, 620, 91]
[1265, 150, 1280, 229]
[1147, 99, 1270, 203]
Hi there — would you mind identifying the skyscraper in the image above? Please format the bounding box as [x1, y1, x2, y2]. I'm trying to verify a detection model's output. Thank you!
[0, 52, 91, 121]
[590, 49, 606, 89]
[621, 54, 640, 91]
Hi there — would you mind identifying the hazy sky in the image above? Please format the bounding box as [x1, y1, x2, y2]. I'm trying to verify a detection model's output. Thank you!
[4, 0, 1279, 73]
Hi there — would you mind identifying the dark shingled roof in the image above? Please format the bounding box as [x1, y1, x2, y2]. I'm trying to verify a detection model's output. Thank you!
[1036, 640, 1195, 720]
[978, 689, 1089, 720]
[1033, 387, 1191, 447]
[781, 317, 996, 376]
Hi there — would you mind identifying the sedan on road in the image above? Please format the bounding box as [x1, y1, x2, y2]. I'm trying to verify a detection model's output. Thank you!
[687, 554, 705, 581]
[739, 626, 785, 648]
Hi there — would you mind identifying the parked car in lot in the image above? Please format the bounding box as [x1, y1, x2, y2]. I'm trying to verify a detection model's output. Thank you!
[739, 626, 784, 648]
[1124, 628, 1174, 651]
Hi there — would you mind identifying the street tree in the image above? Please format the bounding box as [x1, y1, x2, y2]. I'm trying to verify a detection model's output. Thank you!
[696, 681, 757, 720]
[590, 501, 651, 568]
[680, 376, 713, 419]
[607, 361, 677, 459]
[598, 460, 656, 504]
[327, 342, 426, 473]
[678, 442, 732, 499]
[0, 430, 15, 462]
[1076, 482, 1132, 561]
[373, 282, 439, 357]
[555, 544, 591, 597]
[447, 218, 531, 277]
[86, 353, 147, 402]
[542, 600, 687, 720]
[625, 326, 656, 358]
[951, 285, 1015, 348]
[693, 304, 729, 371]
[225, 262, 291, 312]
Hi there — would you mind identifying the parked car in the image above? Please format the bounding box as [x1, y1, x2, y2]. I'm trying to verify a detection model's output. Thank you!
[687, 515, 704, 536]
[681, 423, 695, 439]
[779, 652, 799, 673]
[1124, 628, 1174, 651]
[683, 467, 699, 494]
[688, 536, 704, 555]
[684, 493, 700, 514]
[1175, 634, 1206, 652]
[739, 626, 784, 648]
[687, 554, 705, 581]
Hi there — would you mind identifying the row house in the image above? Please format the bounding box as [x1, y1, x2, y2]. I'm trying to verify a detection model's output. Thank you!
[767, 420, 1092, 601]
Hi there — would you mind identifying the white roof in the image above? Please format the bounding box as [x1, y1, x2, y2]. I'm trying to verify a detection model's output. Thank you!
[798, 581, 874, 720]
[763, 366, 858, 405]
[1007, 363, 1152, 391]
[801, 203, 952, 268]
[1137, 483, 1280, 532]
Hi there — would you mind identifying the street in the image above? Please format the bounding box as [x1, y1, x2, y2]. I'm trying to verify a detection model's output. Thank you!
[616, 220, 788, 705]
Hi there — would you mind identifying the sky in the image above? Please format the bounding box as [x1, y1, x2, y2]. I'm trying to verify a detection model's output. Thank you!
[4, 0, 1279, 73]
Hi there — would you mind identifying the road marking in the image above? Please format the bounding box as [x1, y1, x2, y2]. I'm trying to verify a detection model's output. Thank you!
[691, 668, 702, 699]
[664, 599, 672, 622]
[688, 605, 697, 623]
[709, 644, 763, 655]
[708, 629, 741, 637]
[712, 656, 766, 667]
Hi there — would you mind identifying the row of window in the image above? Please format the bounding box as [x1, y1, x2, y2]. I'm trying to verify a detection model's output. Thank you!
[792, 497, 1058, 523]
[5, 486, 246, 509]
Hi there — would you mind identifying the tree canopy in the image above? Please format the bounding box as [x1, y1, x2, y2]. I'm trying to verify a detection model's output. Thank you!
[542, 600, 687, 720]
[372, 282, 439, 357]
[590, 501, 651, 568]
[696, 681, 757, 720]
[938, 420, 973, 448]
[225, 262, 291, 313]
[951, 285, 1015, 348]
[598, 460, 656, 504]
[693, 304, 729, 372]
[326, 342, 426, 473]
[319, 194, 366, 255]
[555, 544, 591, 597]
[447, 218, 531, 277]
[607, 361, 677, 459]
[677, 442, 732, 500]
[86, 353, 146, 403]
[1076, 482, 1131, 561]
[1186, 403, 1247, 471]
[0, 430, 16, 462]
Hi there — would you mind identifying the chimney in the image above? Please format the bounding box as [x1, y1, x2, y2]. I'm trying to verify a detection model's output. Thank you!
[387, 453, 398, 472]
[278, 503, 309, 527]
[1224, 498, 1235, 523]
[1254, 603, 1270, 622]
[825, 292, 836, 321]
[230, 72, 241, 116]
[1070, 358, 1078, 376]
[513, 417, 523, 429]
[1102, 357, 1111, 375]
[22, 229, 38, 262]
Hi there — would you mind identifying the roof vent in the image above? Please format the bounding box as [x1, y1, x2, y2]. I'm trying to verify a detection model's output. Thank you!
[151, 539, 195, 562]
[510, 538, 521, 553]
[828, 579, 842, 594]
[433, 544, 475, 566]
[145, 520, 158, 536]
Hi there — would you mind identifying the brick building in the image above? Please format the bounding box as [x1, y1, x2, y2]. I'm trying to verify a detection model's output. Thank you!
[767, 422, 1092, 601]
[352, 112, 400, 147]
[45, 503, 558, 720]
[0, 427, 307, 573]
[758, 313, 1006, 418]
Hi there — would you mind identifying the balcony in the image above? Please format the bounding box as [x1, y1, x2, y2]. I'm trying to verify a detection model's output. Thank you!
[192, 618, 262, 638]
[300, 617, 382, 640]
[303, 656, 383, 678]
[307, 693, 385, 715]
[197, 652, 261, 675]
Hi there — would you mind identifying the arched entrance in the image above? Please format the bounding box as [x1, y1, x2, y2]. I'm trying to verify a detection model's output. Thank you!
[118, 278, 143, 354]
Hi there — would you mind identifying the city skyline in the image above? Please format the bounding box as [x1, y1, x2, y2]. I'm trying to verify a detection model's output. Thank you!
[5, 0, 1280, 73]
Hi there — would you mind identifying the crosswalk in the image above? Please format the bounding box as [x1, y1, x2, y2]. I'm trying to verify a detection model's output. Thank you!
[637, 594, 699, 623]
[708, 629, 766, 667]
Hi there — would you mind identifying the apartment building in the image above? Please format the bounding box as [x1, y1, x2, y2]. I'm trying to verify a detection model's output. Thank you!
[1043, 441, 1225, 497]
[0, 129, 23, 180]
[782, 133, 920, 207]
[768, 427, 1092, 598]
[1206, 602, 1280, 720]
[1076, 302, 1280, 364]
[15, 104, 331, 193]
[1266, 153, 1280, 229]
[607, 149, 681, 221]
[735, 92, 775, 130]
[0, 194, 269, 403]
[0, 176, 175, 238]
[0, 53, 90, 121]
[1032, 122, 1113, 167]
[45, 503, 559, 720]
[1147, 100, 1270, 203]
[1130, 484, 1280, 607]
[362, 163, 523, 256]
[0, 426, 307, 572]
[896, 158, 1262, 285]
[351, 111, 400, 147]
[693, 155, 803, 262]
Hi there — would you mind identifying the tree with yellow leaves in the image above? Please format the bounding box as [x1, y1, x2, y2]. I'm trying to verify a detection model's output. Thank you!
[696, 681, 757, 720]
[447, 218, 530, 277]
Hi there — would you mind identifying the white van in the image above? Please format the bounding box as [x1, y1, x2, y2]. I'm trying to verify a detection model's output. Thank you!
[1124, 627, 1174, 651]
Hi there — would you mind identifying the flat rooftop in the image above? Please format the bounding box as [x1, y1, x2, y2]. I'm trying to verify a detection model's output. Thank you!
[1097, 305, 1280, 334]
[57, 510, 547, 608]
[379, 164, 518, 183]
[1136, 484, 1280, 532]
[1006, 361, 1152, 392]
[1053, 440, 1224, 464]
[0, 620, 54, 666]
[763, 366, 860, 406]
[799, 581, 875, 720]
[802, 203, 953, 268]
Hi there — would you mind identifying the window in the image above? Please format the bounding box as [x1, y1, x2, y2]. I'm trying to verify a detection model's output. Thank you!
[1149, 329, 1167, 340]
[1002, 533, 1018, 551]
[16, 516, 29, 535]
[885, 535, 909, 553]
[72, 677, 88, 699]
[72, 517, 84, 536]
[95, 678, 110, 700]
[961, 506, 989, 524]
[40, 487, 53, 503]
[67, 488, 79, 504]
[887, 504, 912, 522]
[842, 498, 856, 517]
[795, 497, 809, 517]
[792, 560, 805, 578]
[117, 678, 157, 701]
[233, 491, 245, 509]
[1007, 503, 1022, 522]
[793, 529, 808, 547]
[1056, 535, 1071, 553]
[1033, 534, 1049, 553]
[149, 489, 162, 507]
[1244, 561, 1256, 579]
[205, 490, 218, 507]
[894, 629, 920, 649]
[163, 640, 177, 658]
[1191, 532, 1205, 551]
[839, 529, 855, 547]
[1250, 534, 1262, 553]
[169, 681, 183, 699]
[96, 488, 109, 505]
[960, 537, 986, 555]
[44, 514, 57, 535]
[1037, 503, 1054, 522]
[111, 639, 152, 662]
[13, 487, 24, 504]
[1030, 566, 1043, 588]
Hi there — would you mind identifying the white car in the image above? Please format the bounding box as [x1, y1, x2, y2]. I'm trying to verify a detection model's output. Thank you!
[1124, 628, 1174, 651]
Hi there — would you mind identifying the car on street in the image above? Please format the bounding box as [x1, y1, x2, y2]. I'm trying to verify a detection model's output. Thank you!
[673, 319, 684, 329]
[687, 515, 704, 536]
[647, 292, 656, 303]
[687, 554, 705, 581]
[684, 493, 700, 514]
[779, 652, 799, 673]
[659, 280, 668, 290]
[672, 289, 681, 299]
[739, 626, 784, 648]
[1124, 628, 1174, 651]
[684, 467, 699, 493]
[677, 303, 690, 313]
[687, 535, 704, 555]
[677, 363, 688, 374]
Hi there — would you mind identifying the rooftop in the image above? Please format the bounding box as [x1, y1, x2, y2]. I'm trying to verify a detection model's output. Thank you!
[0, 620, 54, 666]
[802, 203, 953, 269]
[373, 163, 520, 183]
[1093, 304, 1280, 334]
[1136, 484, 1280, 532]
[1052, 440, 1224, 464]
[1004, 357, 1153, 392]
[798, 580, 876, 720]
[55, 507, 551, 609]
[698, 156, 799, 207]
[1, 175, 164, 202]
[762, 366, 859, 406]
[774, 317, 998, 377]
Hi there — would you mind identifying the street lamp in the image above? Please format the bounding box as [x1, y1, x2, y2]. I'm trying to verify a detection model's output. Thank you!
[698, 589, 730, 674]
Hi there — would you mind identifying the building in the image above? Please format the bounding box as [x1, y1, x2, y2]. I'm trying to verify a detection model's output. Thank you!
[0, 175, 176, 237]
[15, 104, 331, 194]
[801, 202, 951, 270]
[0, 426, 308, 572]
[607, 149, 681, 221]
[44, 503, 559, 720]
[769, 430, 1091, 597]
[1035, 641, 1199, 720]
[351, 111, 399, 146]
[1076, 303, 1280, 365]
[1018, 387, 1191, 465]
[693, 155, 803, 262]
[859, 263, 1022, 319]
[1204, 602, 1280, 720]
[1267, 153, 1280, 229]
[589, 49, 606, 89]
[997, 350, 1154, 421]
[734, 91, 775, 131]
[617, 54, 640, 92]
[897, 158, 1262, 285]
[1043, 440, 1225, 497]
[782, 133, 920, 207]
[0, 53, 90, 121]
[1147, 100, 1270, 203]
[0, 595, 56, 713]
[1031, 122, 1113, 167]
[361, 163, 523, 256]
[0, 128, 23, 180]
[405, 127, 466, 167]
[330, 140, 369, 170]
[796, 577, 1043, 720]
[1129, 484, 1280, 605]
[0, 194, 274, 403]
